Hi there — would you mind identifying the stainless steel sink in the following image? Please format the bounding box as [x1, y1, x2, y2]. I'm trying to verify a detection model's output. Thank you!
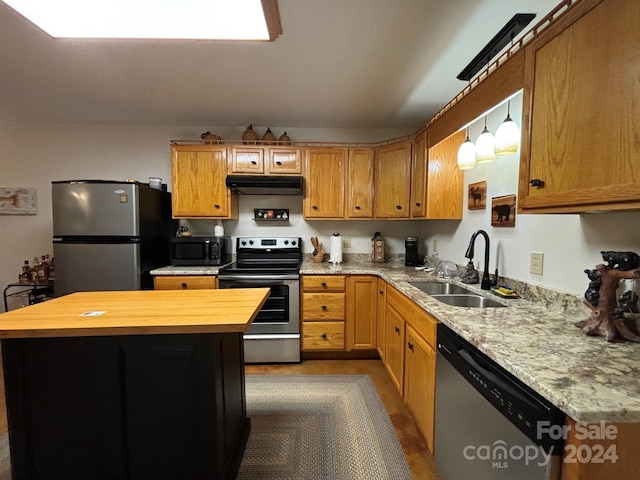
[431, 294, 506, 308]
[409, 282, 471, 295]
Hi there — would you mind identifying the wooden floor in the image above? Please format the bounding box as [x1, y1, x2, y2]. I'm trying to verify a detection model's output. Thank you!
[246, 359, 439, 480]
[0, 356, 438, 479]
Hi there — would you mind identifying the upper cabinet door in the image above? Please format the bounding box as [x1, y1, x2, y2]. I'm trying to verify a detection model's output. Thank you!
[519, 0, 640, 213]
[171, 145, 236, 219]
[411, 132, 428, 218]
[426, 130, 464, 219]
[268, 147, 302, 174]
[303, 147, 347, 219]
[347, 148, 374, 218]
[374, 141, 412, 218]
[228, 146, 265, 174]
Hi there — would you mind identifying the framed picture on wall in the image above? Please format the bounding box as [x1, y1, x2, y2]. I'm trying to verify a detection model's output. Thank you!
[468, 181, 486, 210]
[491, 194, 516, 227]
[0, 187, 37, 215]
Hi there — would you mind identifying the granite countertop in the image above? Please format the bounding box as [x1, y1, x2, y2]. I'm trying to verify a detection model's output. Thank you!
[152, 260, 640, 423]
[150, 264, 231, 275]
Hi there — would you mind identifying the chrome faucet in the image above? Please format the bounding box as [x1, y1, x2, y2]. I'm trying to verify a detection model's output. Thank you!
[465, 229, 498, 290]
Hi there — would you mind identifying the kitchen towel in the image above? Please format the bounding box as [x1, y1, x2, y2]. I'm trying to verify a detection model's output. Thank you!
[329, 233, 342, 264]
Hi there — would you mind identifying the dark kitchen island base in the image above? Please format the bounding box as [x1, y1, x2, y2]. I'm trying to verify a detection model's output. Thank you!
[2, 332, 250, 480]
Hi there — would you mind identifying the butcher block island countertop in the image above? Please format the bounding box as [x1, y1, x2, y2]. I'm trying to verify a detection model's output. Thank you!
[0, 288, 269, 479]
[0, 288, 270, 338]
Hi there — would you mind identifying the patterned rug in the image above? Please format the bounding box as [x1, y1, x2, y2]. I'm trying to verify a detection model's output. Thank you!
[238, 374, 412, 480]
[0, 375, 411, 480]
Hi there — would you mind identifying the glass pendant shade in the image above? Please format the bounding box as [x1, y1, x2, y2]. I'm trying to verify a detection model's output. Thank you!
[494, 113, 520, 155]
[475, 125, 496, 164]
[457, 133, 476, 170]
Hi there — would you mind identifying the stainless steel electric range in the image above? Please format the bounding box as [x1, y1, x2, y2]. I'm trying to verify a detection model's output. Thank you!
[218, 236, 301, 363]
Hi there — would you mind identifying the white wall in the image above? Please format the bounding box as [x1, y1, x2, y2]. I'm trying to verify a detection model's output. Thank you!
[1, 104, 639, 303]
[422, 92, 640, 296]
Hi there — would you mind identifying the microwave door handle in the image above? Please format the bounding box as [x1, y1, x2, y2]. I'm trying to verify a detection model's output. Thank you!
[205, 239, 210, 261]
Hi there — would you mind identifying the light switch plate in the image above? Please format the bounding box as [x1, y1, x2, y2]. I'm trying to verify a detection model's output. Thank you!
[530, 252, 544, 275]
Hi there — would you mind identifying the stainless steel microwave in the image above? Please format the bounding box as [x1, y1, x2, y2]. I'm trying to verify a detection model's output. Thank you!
[170, 236, 231, 266]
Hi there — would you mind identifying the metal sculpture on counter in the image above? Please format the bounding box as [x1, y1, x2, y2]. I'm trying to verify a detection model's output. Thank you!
[576, 250, 640, 342]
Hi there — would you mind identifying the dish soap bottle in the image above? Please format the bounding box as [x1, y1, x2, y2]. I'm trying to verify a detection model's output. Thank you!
[214, 220, 224, 236]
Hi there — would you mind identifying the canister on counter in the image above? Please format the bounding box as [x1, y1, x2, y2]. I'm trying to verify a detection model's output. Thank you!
[372, 232, 385, 263]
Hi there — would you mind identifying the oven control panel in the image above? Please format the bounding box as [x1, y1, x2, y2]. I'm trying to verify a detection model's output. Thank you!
[237, 237, 300, 250]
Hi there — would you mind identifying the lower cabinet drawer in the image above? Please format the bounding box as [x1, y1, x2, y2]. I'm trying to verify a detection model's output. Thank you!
[302, 293, 345, 320]
[153, 276, 217, 290]
[302, 321, 345, 350]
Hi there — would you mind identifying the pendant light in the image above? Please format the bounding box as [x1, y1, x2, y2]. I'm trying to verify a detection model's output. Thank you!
[494, 100, 520, 156]
[475, 116, 496, 164]
[457, 127, 476, 170]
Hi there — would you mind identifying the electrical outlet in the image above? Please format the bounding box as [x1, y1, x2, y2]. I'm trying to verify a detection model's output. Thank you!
[530, 252, 544, 275]
[342, 237, 351, 249]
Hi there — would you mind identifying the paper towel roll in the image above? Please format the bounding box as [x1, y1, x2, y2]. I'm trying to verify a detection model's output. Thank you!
[329, 233, 342, 264]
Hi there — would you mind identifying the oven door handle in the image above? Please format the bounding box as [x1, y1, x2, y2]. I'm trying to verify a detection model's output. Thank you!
[219, 275, 299, 282]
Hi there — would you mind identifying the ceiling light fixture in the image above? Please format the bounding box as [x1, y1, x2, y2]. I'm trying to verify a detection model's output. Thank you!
[457, 128, 476, 171]
[457, 13, 536, 82]
[0, 0, 282, 40]
[494, 100, 520, 156]
[475, 116, 496, 164]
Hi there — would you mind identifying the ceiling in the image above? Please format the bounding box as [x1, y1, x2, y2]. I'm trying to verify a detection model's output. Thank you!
[0, 0, 561, 131]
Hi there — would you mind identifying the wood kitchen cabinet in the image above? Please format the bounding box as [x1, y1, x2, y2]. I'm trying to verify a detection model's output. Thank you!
[404, 319, 437, 454]
[301, 275, 346, 351]
[303, 147, 347, 219]
[410, 132, 428, 218]
[376, 278, 387, 361]
[228, 146, 302, 174]
[384, 284, 438, 452]
[345, 275, 377, 350]
[374, 141, 412, 218]
[426, 130, 464, 219]
[153, 275, 217, 290]
[384, 297, 405, 394]
[518, 0, 640, 213]
[346, 148, 375, 218]
[171, 145, 238, 219]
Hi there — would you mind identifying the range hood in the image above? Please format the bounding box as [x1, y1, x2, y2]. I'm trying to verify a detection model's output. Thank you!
[226, 175, 304, 195]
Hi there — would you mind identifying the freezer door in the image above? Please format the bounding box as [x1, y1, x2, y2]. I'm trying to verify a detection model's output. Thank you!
[53, 242, 141, 297]
[52, 182, 140, 237]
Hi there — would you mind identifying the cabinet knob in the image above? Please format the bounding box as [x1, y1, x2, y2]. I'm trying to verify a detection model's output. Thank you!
[379, 289, 384, 295]
[530, 179, 545, 188]
[251, 160, 257, 165]
[312, 205, 319, 210]
[415, 202, 421, 207]
[355, 205, 361, 210]
[395, 205, 402, 210]
[321, 282, 327, 288]
[408, 342, 414, 351]
[214, 204, 221, 209]
[321, 305, 327, 311]
[276, 161, 282, 165]
[394, 326, 400, 334]
[321, 333, 328, 340]
[181, 282, 187, 288]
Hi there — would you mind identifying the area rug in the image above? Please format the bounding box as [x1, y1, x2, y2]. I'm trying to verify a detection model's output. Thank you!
[0, 375, 411, 480]
[238, 374, 412, 480]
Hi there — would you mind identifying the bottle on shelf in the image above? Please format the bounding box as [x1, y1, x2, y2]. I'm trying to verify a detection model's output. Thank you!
[214, 220, 224, 236]
[31, 256, 40, 283]
[18, 260, 31, 284]
[40, 255, 51, 282]
[37, 256, 47, 284]
[49, 256, 55, 283]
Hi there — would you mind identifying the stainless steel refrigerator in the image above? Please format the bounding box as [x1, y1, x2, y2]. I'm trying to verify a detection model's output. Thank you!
[52, 180, 176, 297]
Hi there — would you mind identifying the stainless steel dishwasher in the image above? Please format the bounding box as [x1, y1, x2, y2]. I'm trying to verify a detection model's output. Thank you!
[434, 324, 565, 480]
